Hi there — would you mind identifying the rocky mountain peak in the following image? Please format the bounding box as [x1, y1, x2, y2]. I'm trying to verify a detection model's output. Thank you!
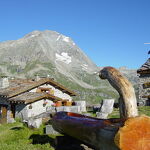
[0, 30, 98, 84]
[23, 30, 42, 39]
[0, 30, 138, 103]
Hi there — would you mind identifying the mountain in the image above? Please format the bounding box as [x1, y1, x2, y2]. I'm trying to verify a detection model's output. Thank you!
[0, 30, 138, 104]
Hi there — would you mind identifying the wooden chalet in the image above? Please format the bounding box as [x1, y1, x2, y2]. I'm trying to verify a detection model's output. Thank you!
[0, 78, 76, 123]
[137, 58, 150, 105]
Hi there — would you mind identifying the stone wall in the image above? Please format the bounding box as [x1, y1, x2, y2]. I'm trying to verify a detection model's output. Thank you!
[15, 83, 74, 120]
[46, 105, 81, 113]
[15, 99, 54, 120]
[138, 74, 150, 104]
[0, 97, 14, 123]
[74, 101, 86, 112]
[0, 80, 75, 123]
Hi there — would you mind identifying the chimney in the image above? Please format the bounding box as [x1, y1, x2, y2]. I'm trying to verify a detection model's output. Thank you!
[35, 74, 41, 81]
[47, 74, 50, 78]
[0, 76, 9, 88]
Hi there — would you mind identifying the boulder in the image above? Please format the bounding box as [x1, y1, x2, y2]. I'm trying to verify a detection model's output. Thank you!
[96, 99, 114, 119]
[75, 101, 86, 112]
[28, 118, 42, 128]
[46, 125, 59, 135]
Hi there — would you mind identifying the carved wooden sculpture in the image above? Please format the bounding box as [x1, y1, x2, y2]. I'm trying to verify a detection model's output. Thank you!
[99, 67, 138, 118]
[52, 67, 150, 150]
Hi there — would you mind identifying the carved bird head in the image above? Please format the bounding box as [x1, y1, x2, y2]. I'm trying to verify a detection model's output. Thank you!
[99, 67, 109, 79]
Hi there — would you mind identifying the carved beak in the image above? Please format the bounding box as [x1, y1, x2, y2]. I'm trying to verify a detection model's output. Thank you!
[99, 71, 106, 79]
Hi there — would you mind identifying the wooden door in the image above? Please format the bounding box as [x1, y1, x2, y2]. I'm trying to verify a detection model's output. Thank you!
[11, 104, 16, 118]
[0, 105, 7, 124]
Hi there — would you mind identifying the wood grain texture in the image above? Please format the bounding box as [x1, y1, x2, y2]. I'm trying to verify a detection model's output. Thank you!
[99, 67, 138, 118]
[115, 115, 150, 150]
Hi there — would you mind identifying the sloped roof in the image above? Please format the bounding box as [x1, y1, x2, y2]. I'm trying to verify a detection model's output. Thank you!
[137, 58, 150, 73]
[8, 92, 63, 104]
[0, 78, 77, 98]
[8, 92, 45, 103]
[0, 79, 35, 96]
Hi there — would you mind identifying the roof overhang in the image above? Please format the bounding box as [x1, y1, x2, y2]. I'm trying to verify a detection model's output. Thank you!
[137, 69, 150, 74]
[8, 93, 64, 104]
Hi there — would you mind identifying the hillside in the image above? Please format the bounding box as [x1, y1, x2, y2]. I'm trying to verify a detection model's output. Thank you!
[0, 30, 138, 104]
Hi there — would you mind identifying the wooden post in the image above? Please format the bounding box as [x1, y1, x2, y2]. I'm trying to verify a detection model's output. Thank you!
[99, 67, 138, 118]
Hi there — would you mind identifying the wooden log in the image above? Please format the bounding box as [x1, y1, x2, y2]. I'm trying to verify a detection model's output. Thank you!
[52, 112, 150, 150]
[99, 67, 138, 118]
[115, 115, 150, 150]
[52, 112, 124, 150]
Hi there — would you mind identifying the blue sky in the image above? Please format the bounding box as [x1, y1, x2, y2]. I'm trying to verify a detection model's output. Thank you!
[0, 0, 150, 69]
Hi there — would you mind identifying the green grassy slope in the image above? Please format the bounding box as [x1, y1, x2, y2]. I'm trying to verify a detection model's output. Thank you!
[108, 106, 150, 118]
[0, 106, 149, 149]
[0, 122, 55, 150]
[0, 61, 138, 104]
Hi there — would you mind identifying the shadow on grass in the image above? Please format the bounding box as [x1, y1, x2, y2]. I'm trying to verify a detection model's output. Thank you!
[54, 136, 87, 150]
[29, 134, 92, 150]
[10, 127, 24, 130]
[29, 134, 55, 147]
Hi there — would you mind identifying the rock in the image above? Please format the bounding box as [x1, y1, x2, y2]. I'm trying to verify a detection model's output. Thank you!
[75, 101, 86, 112]
[28, 118, 42, 128]
[7, 118, 16, 123]
[64, 106, 81, 113]
[46, 106, 56, 113]
[80, 144, 94, 150]
[55, 106, 64, 112]
[47, 106, 81, 113]
[96, 99, 114, 119]
[45, 125, 59, 135]
[96, 112, 108, 119]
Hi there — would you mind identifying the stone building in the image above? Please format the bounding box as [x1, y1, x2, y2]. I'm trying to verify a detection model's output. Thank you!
[0, 77, 77, 123]
[137, 58, 150, 105]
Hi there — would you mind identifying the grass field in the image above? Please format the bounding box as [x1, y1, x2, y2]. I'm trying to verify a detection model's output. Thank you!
[0, 106, 149, 150]
[108, 106, 150, 118]
[0, 122, 55, 150]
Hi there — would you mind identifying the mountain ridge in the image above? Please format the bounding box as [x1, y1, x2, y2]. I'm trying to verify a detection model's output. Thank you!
[0, 30, 138, 103]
